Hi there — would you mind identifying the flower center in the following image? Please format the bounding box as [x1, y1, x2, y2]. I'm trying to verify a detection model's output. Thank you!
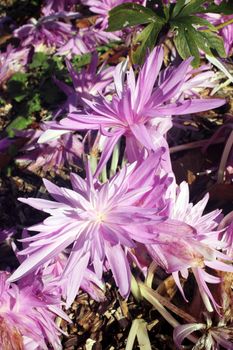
[95, 211, 106, 223]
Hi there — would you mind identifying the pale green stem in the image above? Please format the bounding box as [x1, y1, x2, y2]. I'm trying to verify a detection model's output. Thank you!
[131, 275, 143, 302]
[110, 140, 120, 176]
[100, 165, 108, 183]
[89, 153, 98, 174]
[215, 18, 233, 31]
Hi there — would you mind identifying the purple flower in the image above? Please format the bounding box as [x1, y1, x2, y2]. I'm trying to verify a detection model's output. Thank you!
[42, 0, 80, 16]
[0, 271, 67, 349]
[60, 46, 225, 174]
[9, 153, 165, 307]
[0, 45, 29, 86]
[14, 15, 74, 48]
[16, 124, 84, 173]
[56, 26, 120, 58]
[40, 253, 106, 303]
[54, 52, 114, 115]
[147, 181, 233, 312]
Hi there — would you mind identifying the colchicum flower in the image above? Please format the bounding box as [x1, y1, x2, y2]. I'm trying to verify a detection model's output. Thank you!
[147, 181, 233, 312]
[42, 0, 80, 16]
[16, 124, 84, 173]
[54, 52, 114, 115]
[9, 153, 166, 307]
[60, 46, 225, 174]
[0, 271, 68, 350]
[56, 26, 120, 58]
[14, 15, 75, 49]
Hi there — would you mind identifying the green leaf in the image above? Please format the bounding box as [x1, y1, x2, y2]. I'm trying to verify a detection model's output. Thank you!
[72, 53, 92, 68]
[132, 21, 163, 64]
[7, 72, 28, 102]
[196, 30, 226, 57]
[198, 1, 233, 15]
[171, 14, 226, 67]
[6, 116, 32, 137]
[172, 0, 186, 18]
[107, 3, 163, 31]
[173, 23, 200, 66]
[29, 52, 49, 69]
[175, 0, 207, 17]
[188, 16, 217, 31]
[27, 93, 41, 113]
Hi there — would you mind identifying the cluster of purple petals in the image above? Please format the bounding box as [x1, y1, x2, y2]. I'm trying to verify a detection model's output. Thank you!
[0, 0, 233, 349]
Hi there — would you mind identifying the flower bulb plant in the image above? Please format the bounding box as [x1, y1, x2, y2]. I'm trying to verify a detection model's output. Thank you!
[0, 0, 233, 348]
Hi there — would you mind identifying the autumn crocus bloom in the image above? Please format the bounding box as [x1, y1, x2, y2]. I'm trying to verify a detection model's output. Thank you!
[56, 27, 120, 58]
[42, 0, 79, 16]
[0, 271, 67, 350]
[14, 15, 74, 48]
[54, 52, 114, 115]
[17, 124, 83, 173]
[60, 46, 225, 174]
[9, 153, 165, 307]
[148, 181, 233, 312]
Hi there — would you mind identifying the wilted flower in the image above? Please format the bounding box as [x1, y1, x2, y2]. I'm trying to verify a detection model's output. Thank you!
[60, 46, 225, 174]
[9, 153, 166, 307]
[173, 316, 233, 350]
[0, 45, 29, 86]
[0, 271, 67, 350]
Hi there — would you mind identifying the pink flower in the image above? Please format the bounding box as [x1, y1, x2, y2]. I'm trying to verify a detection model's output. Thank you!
[17, 124, 84, 173]
[9, 153, 165, 307]
[14, 15, 74, 48]
[0, 271, 67, 349]
[54, 52, 114, 114]
[148, 181, 233, 312]
[56, 27, 120, 58]
[42, 0, 80, 16]
[60, 46, 225, 174]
